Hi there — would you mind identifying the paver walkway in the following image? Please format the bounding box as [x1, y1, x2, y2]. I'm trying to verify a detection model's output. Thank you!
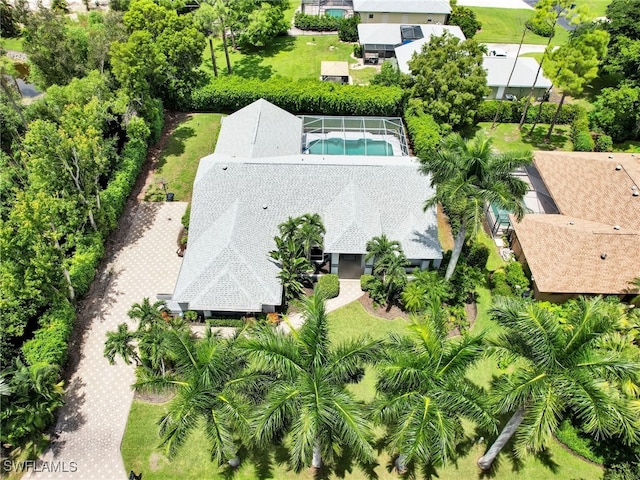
[283, 279, 364, 330]
[25, 202, 187, 480]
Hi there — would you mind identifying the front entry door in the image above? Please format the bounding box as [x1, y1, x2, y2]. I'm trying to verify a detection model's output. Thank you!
[338, 254, 364, 279]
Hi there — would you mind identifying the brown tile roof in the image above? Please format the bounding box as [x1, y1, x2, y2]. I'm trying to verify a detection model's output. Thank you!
[511, 152, 640, 295]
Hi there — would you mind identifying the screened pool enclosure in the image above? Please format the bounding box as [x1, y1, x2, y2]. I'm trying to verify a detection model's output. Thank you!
[300, 116, 410, 156]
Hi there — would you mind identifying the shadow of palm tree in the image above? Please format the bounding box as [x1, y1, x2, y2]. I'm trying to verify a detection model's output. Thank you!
[155, 125, 196, 170]
[521, 125, 569, 151]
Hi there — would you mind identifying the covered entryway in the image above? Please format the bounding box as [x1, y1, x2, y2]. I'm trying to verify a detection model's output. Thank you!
[338, 254, 364, 278]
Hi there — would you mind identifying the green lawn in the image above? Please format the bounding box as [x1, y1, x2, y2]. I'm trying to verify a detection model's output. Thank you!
[201, 35, 357, 81]
[479, 122, 572, 152]
[471, 8, 569, 45]
[575, 0, 611, 17]
[146, 113, 222, 202]
[0, 36, 24, 52]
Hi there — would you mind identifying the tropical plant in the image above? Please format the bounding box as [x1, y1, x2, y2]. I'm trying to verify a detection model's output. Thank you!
[478, 296, 640, 470]
[242, 292, 381, 471]
[134, 326, 251, 465]
[374, 250, 409, 305]
[422, 133, 531, 280]
[127, 297, 167, 330]
[401, 282, 428, 313]
[629, 277, 640, 305]
[373, 303, 495, 473]
[365, 234, 402, 266]
[104, 322, 139, 365]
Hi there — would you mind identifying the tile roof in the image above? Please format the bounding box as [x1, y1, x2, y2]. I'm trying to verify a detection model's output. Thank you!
[354, 0, 451, 14]
[511, 152, 640, 295]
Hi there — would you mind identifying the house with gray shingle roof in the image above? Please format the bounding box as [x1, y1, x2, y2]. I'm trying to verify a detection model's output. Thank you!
[167, 100, 442, 314]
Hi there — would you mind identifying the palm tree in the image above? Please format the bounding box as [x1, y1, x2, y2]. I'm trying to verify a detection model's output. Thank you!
[127, 297, 167, 330]
[374, 251, 409, 305]
[421, 133, 531, 280]
[373, 303, 495, 473]
[104, 323, 139, 365]
[401, 282, 428, 313]
[477, 296, 640, 471]
[135, 327, 251, 465]
[629, 277, 640, 305]
[242, 292, 381, 471]
[270, 236, 311, 305]
[365, 234, 402, 266]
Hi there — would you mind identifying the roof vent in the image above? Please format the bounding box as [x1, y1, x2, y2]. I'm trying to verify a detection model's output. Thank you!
[262, 204, 268, 210]
[614, 225, 620, 230]
[569, 221, 575, 225]
[222, 165, 228, 170]
[615, 165, 622, 170]
[634, 191, 639, 197]
[601, 253, 607, 260]
[608, 155, 614, 159]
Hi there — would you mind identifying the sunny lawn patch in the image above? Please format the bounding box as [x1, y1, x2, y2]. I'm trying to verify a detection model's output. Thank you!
[201, 35, 357, 81]
[471, 8, 569, 45]
[479, 122, 572, 152]
[147, 113, 222, 202]
[0, 36, 24, 52]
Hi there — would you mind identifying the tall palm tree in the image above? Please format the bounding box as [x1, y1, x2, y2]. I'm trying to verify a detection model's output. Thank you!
[104, 323, 139, 366]
[134, 327, 251, 465]
[477, 296, 640, 471]
[365, 234, 402, 266]
[127, 297, 167, 330]
[242, 292, 381, 471]
[373, 303, 496, 473]
[422, 133, 531, 280]
[374, 251, 409, 305]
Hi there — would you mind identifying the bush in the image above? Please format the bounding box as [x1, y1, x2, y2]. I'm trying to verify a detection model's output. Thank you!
[360, 274, 375, 291]
[573, 131, 595, 151]
[353, 43, 362, 58]
[450, 264, 484, 305]
[504, 260, 530, 292]
[69, 233, 105, 297]
[556, 420, 605, 465]
[476, 100, 583, 124]
[404, 102, 442, 159]
[338, 15, 359, 42]
[206, 318, 245, 328]
[449, 5, 481, 38]
[190, 76, 406, 116]
[490, 270, 513, 297]
[294, 12, 342, 31]
[183, 310, 198, 322]
[594, 134, 613, 152]
[22, 299, 76, 367]
[182, 203, 191, 229]
[464, 242, 490, 269]
[316, 274, 340, 299]
[526, 17, 554, 37]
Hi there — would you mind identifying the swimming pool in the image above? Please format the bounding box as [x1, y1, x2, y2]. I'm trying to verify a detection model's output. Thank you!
[308, 138, 394, 156]
[325, 8, 346, 17]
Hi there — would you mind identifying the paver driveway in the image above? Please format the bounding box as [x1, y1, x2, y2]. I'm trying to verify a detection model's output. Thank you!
[25, 202, 187, 480]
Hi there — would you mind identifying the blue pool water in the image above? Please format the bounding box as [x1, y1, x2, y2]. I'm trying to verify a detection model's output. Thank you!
[325, 8, 346, 17]
[308, 138, 394, 156]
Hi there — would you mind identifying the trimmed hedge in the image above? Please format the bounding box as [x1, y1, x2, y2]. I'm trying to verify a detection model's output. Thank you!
[571, 109, 594, 152]
[69, 233, 105, 298]
[594, 134, 613, 152]
[207, 318, 245, 328]
[22, 299, 76, 367]
[316, 274, 340, 299]
[556, 420, 604, 465]
[294, 12, 342, 31]
[404, 106, 441, 160]
[360, 274, 375, 291]
[477, 100, 584, 125]
[190, 76, 407, 116]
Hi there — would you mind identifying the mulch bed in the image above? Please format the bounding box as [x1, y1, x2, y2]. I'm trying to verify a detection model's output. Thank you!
[358, 294, 409, 320]
[134, 389, 174, 404]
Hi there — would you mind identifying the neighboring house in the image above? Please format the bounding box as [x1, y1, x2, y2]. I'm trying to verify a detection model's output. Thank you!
[301, 0, 354, 17]
[320, 61, 350, 84]
[358, 23, 464, 64]
[164, 99, 442, 315]
[509, 152, 640, 302]
[354, 0, 451, 24]
[395, 41, 552, 100]
[482, 56, 552, 100]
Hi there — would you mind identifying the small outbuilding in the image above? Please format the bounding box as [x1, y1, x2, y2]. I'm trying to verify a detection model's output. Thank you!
[320, 61, 350, 84]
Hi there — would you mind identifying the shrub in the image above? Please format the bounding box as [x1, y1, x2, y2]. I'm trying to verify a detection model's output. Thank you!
[464, 242, 490, 269]
[404, 103, 441, 159]
[338, 15, 359, 42]
[490, 269, 513, 297]
[449, 5, 481, 38]
[360, 274, 375, 291]
[206, 318, 245, 328]
[526, 17, 554, 37]
[22, 299, 76, 367]
[353, 43, 362, 58]
[181, 203, 191, 229]
[367, 277, 387, 305]
[573, 131, 595, 152]
[183, 310, 198, 322]
[316, 274, 340, 299]
[571, 109, 593, 152]
[190, 76, 406, 116]
[450, 264, 484, 305]
[266, 312, 281, 325]
[294, 12, 342, 31]
[594, 134, 613, 152]
[476, 100, 583, 124]
[556, 420, 604, 464]
[504, 260, 530, 292]
[68, 233, 105, 298]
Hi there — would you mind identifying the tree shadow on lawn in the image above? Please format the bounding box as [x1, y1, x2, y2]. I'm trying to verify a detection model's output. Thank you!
[521, 125, 570, 151]
[155, 124, 196, 171]
[232, 55, 275, 81]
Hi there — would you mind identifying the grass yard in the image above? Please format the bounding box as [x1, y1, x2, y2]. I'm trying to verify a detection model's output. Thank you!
[479, 122, 572, 152]
[201, 35, 357, 82]
[0, 36, 24, 52]
[614, 141, 640, 153]
[574, 0, 612, 17]
[471, 8, 569, 45]
[349, 65, 379, 85]
[146, 113, 222, 202]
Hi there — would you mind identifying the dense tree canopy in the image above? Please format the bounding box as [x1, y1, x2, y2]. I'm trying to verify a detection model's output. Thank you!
[409, 32, 489, 131]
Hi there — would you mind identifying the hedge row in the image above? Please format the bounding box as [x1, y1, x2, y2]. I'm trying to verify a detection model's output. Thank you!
[21, 299, 76, 367]
[556, 420, 605, 465]
[190, 76, 407, 116]
[294, 12, 342, 31]
[571, 109, 594, 152]
[316, 274, 340, 299]
[404, 106, 442, 160]
[477, 100, 584, 125]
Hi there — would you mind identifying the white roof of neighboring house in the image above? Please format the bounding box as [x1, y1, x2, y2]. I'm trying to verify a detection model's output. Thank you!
[394, 32, 466, 72]
[358, 23, 465, 46]
[396, 43, 553, 89]
[171, 100, 442, 312]
[354, 0, 451, 14]
[213, 99, 303, 158]
[483, 56, 553, 89]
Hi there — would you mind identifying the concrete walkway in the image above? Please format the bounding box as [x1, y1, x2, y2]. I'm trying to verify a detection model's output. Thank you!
[26, 202, 187, 480]
[482, 43, 548, 56]
[283, 279, 364, 331]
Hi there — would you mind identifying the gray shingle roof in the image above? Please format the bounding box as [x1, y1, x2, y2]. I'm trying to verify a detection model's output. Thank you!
[354, 0, 451, 14]
[213, 99, 303, 158]
[172, 155, 441, 312]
